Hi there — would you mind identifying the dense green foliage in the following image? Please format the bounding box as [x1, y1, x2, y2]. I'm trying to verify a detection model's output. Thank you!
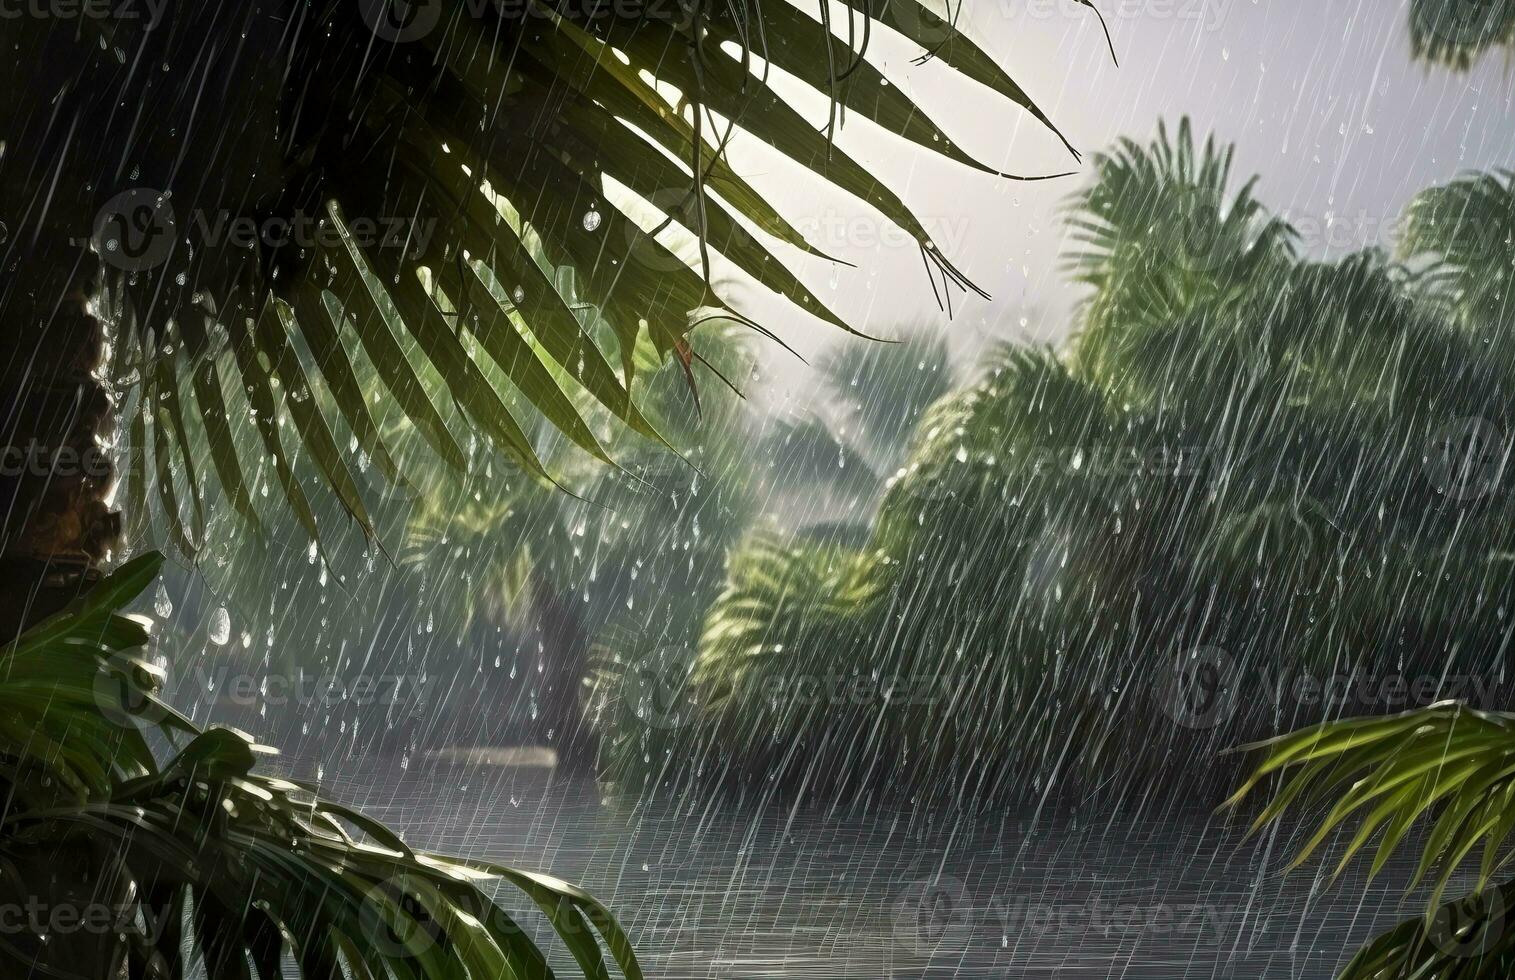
[606, 121, 1515, 808]
[0, 555, 644, 979]
[1232, 705, 1515, 978]
[70, 0, 1092, 567]
[1408, 0, 1515, 69]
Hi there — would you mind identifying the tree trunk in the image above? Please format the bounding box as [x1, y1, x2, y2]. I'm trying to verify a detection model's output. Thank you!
[0, 23, 130, 979]
[0, 233, 119, 642]
[0, 20, 123, 642]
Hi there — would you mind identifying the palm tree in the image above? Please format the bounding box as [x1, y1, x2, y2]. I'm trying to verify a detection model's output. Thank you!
[1400, 168, 1515, 331]
[1, 0, 1087, 633]
[0, 0, 1100, 973]
[658, 123, 1515, 811]
[0, 554, 646, 979]
[1220, 159, 1515, 980]
[1408, 0, 1515, 69]
[1061, 117, 1296, 392]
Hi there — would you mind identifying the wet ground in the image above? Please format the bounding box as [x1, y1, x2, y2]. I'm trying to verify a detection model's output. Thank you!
[284, 755, 1458, 980]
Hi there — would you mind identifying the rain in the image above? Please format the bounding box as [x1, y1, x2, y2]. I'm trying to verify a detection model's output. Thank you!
[1, 1, 1513, 978]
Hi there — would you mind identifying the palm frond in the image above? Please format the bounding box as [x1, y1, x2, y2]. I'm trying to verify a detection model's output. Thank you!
[1408, 0, 1515, 69]
[1229, 705, 1515, 902]
[1062, 117, 1297, 384]
[23, 0, 1094, 567]
[0, 553, 644, 979]
[1228, 704, 1515, 978]
[1400, 168, 1515, 330]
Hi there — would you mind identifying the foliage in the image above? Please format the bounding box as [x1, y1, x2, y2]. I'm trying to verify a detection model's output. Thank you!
[1230, 704, 1515, 978]
[1062, 118, 1296, 389]
[1400, 168, 1515, 330]
[0, 553, 644, 978]
[616, 122, 1515, 808]
[1408, 0, 1515, 69]
[44, 0, 1100, 566]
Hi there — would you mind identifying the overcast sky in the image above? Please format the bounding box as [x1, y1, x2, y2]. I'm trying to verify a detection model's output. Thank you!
[706, 0, 1515, 407]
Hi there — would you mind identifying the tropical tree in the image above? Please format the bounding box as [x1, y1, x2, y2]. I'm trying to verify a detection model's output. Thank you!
[0, 554, 647, 979]
[1221, 158, 1515, 980]
[1, 0, 1087, 625]
[1408, 0, 1515, 69]
[2, 0, 1096, 971]
[403, 321, 763, 759]
[653, 122, 1515, 810]
[1400, 167, 1515, 330]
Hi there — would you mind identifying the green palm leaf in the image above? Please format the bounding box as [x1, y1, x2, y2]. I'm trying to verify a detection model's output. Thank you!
[1400, 168, 1515, 330]
[23, 0, 1095, 566]
[1229, 705, 1515, 979]
[0, 554, 645, 979]
[1408, 0, 1515, 69]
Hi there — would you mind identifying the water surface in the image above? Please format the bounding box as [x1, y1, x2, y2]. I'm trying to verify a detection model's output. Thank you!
[291, 756, 1452, 979]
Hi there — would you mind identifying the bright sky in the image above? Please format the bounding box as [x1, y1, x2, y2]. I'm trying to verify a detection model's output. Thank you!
[712, 0, 1515, 406]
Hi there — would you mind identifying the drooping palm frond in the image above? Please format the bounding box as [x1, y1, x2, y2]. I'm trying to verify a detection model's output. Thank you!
[694, 532, 890, 701]
[1400, 168, 1515, 330]
[1228, 704, 1515, 979]
[618, 530, 895, 793]
[8, 0, 1100, 567]
[1408, 0, 1515, 69]
[1062, 117, 1297, 385]
[0, 552, 645, 979]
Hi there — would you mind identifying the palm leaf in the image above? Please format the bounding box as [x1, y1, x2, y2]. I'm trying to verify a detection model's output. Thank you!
[0, 554, 645, 980]
[1228, 705, 1515, 979]
[56, 0, 1092, 565]
[1399, 168, 1515, 331]
[1407, 0, 1515, 69]
[1062, 117, 1298, 386]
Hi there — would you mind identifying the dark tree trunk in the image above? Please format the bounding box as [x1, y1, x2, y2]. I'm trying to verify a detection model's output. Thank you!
[0, 20, 125, 642]
[0, 234, 119, 642]
[0, 22, 134, 979]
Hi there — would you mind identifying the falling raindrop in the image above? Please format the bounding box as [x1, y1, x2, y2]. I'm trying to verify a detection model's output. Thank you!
[154, 581, 173, 618]
[208, 607, 231, 645]
[582, 209, 602, 232]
